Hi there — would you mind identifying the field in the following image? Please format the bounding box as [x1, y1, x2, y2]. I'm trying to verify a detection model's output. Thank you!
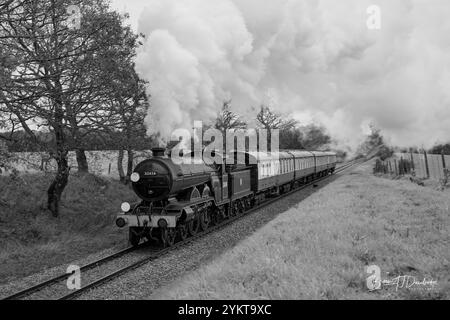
[152, 161, 450, 300]
[0, 172, 139, 282]
[2, 150, 152, 179]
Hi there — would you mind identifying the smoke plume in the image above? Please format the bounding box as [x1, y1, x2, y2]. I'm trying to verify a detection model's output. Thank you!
[133, 0, 450, 150]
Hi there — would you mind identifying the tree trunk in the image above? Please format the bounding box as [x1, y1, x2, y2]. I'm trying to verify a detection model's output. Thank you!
[75, 148, 89, 173]
[118, 148, 125, 183]
[47, 155, 69, 217]
[47, 77, 70, 217]
[47, 122, 69, 217]
[125, 148, 134, 185]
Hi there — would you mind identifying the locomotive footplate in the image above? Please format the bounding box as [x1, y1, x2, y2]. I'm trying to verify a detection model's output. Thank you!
[116, 197, 215, 229]
[115, 214, 178, 228]
[115, 215, 150, 229]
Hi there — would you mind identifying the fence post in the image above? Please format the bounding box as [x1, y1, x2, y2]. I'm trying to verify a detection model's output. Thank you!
[108, 163, 111, 175]
[410, 150, 415, 171]
[400, 157, 404, 175]
[388, 161, 393, 174]
[394, 159, 398, 176]
[423, 149, 430, 179]
[442, 150, 447, 169]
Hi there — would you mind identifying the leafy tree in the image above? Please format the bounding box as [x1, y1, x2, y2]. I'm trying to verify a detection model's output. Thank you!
[357, 125, 393, 160]
[301, 124, 331, 150]
[280, 128, 304, 150]
[429, 143, 450, 155]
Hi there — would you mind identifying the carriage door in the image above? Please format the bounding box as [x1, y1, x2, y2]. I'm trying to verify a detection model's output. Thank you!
[211, 175, 222, 203]
[222, 174, 229, 200]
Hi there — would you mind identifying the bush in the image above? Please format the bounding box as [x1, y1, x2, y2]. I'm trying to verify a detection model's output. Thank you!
[377, 145, 394, 161]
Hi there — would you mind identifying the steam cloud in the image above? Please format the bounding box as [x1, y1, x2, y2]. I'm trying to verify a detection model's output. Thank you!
[132, 0, 450, 149]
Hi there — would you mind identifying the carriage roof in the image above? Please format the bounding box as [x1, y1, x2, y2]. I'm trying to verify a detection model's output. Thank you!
[309, 151, 337, 157]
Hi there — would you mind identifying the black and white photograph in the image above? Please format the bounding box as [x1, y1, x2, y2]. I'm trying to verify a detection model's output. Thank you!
[0, 0, 449, 305]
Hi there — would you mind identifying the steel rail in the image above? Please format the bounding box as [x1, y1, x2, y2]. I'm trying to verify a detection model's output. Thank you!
[1, 245, 142, 300]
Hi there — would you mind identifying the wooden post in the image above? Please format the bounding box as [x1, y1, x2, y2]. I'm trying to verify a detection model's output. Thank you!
[423, 149, 430, 179]
[394, 159, 398, 176]
[108, 163, 111, 175]
[442, 150, 447, 169]
[410, 150, 415, 170]
[388, 160, 393, 174]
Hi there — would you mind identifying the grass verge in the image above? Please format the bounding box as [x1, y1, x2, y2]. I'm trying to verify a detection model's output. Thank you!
[0, 172, 138, 283]
[153, 162, 450, 300]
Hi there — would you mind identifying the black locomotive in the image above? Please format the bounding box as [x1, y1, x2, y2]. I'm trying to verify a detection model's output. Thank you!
[116, 147, 337, 247]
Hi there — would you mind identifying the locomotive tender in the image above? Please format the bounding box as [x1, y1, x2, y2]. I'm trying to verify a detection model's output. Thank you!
[116, 147, 337, 247]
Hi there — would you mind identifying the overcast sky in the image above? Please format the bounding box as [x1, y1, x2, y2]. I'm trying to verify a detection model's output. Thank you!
[110, 0, 450, 151]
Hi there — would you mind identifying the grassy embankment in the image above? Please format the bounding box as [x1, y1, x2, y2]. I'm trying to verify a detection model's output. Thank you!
[0, 173, 138, 283]
[154, 161, 449, 300]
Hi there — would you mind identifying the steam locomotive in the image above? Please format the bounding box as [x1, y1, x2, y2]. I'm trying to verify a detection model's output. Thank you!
[116, 147, 337, 247]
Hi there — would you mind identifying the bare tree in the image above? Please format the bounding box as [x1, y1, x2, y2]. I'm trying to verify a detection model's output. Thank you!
[256, 105, 298, 150]
[0, 0, 138, 216]
[213, 101, 247, 151]
[215, 101, 247, 134]
[256, 106, 297, 131]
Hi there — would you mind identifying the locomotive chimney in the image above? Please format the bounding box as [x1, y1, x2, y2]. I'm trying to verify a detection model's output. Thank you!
[152, 147, 166, 157]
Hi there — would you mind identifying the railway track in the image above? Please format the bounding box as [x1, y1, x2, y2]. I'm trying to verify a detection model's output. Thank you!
[1, 244, 154, 300]
[2, 159, 361, 300]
